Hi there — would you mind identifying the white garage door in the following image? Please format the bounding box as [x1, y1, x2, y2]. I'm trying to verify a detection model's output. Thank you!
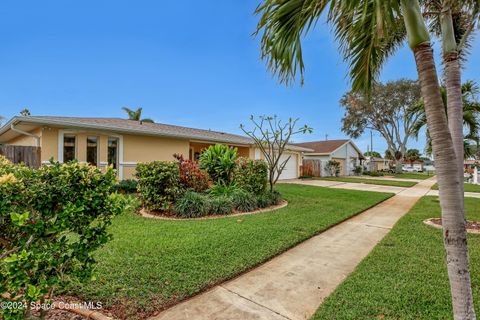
[278, 153, 298, 180]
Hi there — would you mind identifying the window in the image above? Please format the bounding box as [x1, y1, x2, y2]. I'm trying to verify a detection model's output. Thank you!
[108, 138, 119, 170]
[63, 135, 76, 162]
[87, 136, 98, 166]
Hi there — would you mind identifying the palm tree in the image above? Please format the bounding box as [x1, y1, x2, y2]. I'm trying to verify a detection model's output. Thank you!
[20, 108, 31, 116]
[255, 0, 475, 318]
[412, 81, 480, 159]
[404, 148, 421, 164]
[121, 107, 154, 123]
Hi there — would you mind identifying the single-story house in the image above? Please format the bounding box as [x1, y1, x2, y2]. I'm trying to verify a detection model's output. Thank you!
[364, 156, 393, 172]
[294, 139, 363, 176]
[0, 116, 312, 180]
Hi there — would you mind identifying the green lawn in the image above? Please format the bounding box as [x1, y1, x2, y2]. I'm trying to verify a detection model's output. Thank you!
[313, 196, 480, 319]
[317, 176, 417, 187]
[63, 184, 392, 319]
[384, 172, 433, 180]
[432, 182, 480, 193]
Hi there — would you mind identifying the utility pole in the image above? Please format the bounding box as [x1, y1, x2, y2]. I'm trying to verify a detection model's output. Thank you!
[370, 130, 373, 154]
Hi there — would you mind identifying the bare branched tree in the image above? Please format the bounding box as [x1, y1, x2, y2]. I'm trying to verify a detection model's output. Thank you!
[240, 115, 312, 191]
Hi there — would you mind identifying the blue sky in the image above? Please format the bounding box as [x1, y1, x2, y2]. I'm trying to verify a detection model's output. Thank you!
[1, 1, 479, 155]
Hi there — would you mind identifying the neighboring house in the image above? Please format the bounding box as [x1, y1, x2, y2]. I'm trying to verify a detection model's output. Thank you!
[364, 156, 393, 172]
[294, 139, 363, 176]
[0, 116, 311, 180]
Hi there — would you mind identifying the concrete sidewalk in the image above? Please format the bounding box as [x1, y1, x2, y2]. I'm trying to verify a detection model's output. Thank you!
[151, 177, 437, 320]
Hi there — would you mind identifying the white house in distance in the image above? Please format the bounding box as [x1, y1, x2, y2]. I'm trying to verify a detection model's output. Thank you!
[294, 139, 364, 176]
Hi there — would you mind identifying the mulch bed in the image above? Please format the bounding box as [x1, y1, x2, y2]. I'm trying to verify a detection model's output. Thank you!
[139, 200, 288, 220]
[424, 218, 480, 234]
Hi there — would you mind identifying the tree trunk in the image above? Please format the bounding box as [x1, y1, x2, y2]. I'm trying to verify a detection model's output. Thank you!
[413, 42, 476, 320]
[401, 1, 475, 317]
[445, 53, 465, 198]
[442, 7, 465, 200]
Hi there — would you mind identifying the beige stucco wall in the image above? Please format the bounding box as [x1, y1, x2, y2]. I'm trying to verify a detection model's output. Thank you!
[40, 128, 58, 162]
[123, 134, 190, 163]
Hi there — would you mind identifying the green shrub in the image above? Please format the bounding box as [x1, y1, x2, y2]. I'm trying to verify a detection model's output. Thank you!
[208, 195, 234, 215]
[135, 161, 182, 211]
[112, 179, 138, 193]
[174, 191, 210, 218]
[256, 192, 273, 208]
[199, 144, 238, 185]
[234, 157, 268, 194]
[353, 165, 363, 176]
[231, 189, 258, 212]
[0, 158, 128, 320]
[363, 170, 383, 177]
[325, 160, 341, 176]
[256, 190, 283, 208]
[208, 183, 240, 197]
[269, 190, 283, 205]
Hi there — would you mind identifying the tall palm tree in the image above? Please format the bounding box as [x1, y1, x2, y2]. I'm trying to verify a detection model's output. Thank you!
[255, 0, 475, 318]
[412, 81, 480, 158]
[424, 0, 480, 207]
[121, 107, 154, 123]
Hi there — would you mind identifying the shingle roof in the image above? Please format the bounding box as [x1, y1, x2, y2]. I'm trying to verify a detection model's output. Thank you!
[1, 116, 313, 152]
[293, 139, 351, 154]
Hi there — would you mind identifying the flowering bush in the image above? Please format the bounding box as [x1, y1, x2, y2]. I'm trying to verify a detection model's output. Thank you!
[173, 154, 209, 192]
[0, 157, 129, 320]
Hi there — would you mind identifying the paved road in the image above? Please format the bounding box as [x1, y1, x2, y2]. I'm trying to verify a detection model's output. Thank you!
[151, 177, 437, 320]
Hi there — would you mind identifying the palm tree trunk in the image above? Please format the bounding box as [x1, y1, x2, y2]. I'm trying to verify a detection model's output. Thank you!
[414, 42, 476, 320]
[402, 1, 476, 318]
[442, 8, 465, 198]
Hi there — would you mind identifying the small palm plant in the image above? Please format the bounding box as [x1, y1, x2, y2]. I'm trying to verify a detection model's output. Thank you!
[199, 144, 238, 185]
[411, 80, 480, 158]
[122, 106, 154, 123]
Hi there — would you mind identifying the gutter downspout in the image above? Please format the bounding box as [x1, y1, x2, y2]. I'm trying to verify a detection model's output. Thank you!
[11, 123, 40, 147]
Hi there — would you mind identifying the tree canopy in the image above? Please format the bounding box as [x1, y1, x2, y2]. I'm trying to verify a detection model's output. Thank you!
[341, 79, 421, 159]
[364, 151, 381, 158]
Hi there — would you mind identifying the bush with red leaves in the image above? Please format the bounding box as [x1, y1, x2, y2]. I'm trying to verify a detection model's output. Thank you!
[173, 154, 209, 192]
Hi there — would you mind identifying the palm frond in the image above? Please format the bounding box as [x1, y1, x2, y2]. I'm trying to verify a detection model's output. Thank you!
[330, 0, 405, 93]
[255, 0, 331, 85]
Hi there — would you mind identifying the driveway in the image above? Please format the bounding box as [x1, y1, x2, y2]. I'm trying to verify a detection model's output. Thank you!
[283, 178, 406, 194]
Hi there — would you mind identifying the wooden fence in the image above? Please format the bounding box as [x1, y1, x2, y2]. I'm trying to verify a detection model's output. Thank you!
[301, 159, 322, 177]
[0, 145, 41, 168]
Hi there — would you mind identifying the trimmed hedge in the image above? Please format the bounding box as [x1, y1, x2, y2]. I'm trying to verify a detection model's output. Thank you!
[234, 157, 268, 194]
[135, 161, 182, 211]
